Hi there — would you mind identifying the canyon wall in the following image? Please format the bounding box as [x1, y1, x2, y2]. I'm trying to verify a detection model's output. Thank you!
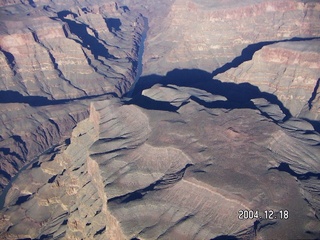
[137, 0, 320, 122]
[142, 0, 320, 75]
[216, 40, 320, 120]
[0, 0, 147, 192]
[1, 85, 320, 239]
[0, 0, 320, 239]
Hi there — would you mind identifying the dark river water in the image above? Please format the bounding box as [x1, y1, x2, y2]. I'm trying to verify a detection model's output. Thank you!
[125, 16, 149, 98]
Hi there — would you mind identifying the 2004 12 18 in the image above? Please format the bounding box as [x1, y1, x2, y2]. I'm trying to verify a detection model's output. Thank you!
[238, 209, 289, 220]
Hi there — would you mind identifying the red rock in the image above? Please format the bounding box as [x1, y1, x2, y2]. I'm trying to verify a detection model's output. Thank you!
[217, 40, 320, 119]
[0, 0, 320, 239]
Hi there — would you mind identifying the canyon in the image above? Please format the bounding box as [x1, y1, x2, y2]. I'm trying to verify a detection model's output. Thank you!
[0, 0, 320, 239]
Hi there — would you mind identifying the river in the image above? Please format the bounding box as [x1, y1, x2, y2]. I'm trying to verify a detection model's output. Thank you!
[125, 15, 149, 98]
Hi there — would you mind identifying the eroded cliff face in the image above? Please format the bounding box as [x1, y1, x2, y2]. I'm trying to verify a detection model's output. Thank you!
[0, 0, 147, 192]
[0, 0, 320, 239]
[138, 0, 320, 121]
[142, 0, 320, 75]
[216, 40, 320, 120]
[0, 1, 144, 99]
[1, 86, 320, 239]
[0, 112, 126, 239]
[0, 101, 89, 189]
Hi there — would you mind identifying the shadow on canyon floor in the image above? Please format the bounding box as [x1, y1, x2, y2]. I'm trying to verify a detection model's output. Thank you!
[211, 37, 320, 77]
[270, 162, 320, 180]
[56, 10, 116, 60]
[0, 90, 67, 106]
[0, 90, 118, 106]
[211, 236, 239, 240]
[124, 68, 292, 122]
[105, 18, 122, 33]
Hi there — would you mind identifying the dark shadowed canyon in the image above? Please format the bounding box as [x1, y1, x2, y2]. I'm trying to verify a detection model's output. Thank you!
[0, 0, 320, 239]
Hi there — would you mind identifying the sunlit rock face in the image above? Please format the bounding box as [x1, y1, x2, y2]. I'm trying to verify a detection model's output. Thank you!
[1, 83, 320, 239]
[216, 40, 320, 120]
[140, 0, 320, 76]
[0, 0, 320, 239]
[0, 0, 147, 192]
[136, 0, 320, 122]
[0, 1, 144, 99]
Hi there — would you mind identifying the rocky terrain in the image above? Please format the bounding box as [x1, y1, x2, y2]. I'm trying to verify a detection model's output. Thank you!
[216, 40, 320, 120]
[141, 0, 320, 74]
[0, 0, 147, 192]
[0, 0, 320, 239]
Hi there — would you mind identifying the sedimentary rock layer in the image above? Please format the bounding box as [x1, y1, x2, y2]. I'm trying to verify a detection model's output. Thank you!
[0, 1, 145, 99]
[216, 40, 320, 120]
[0, 0, 320, 239]
[1, 83, 320, 239]
[0, 0, 147, 193]
[141, 0, 320, 76]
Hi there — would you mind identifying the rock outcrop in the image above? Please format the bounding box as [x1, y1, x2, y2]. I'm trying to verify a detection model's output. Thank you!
[216, 39, 320, 120]
[1, 83, 320, 239]
[0, 0, 147, 193]
[141, 0, 320, 76]
[0, 0, 320, 239]
[0, 1, 145, 99]
[0, 100, 89, 189]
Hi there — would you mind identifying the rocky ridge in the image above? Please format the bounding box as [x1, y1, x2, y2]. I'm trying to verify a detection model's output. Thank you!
[216, 39, 320, 120]
[0, 1, 145, 99]
[142, 0, 320, 75]
[1, 83, 320, 239]
[0, 0, 320, 239]
[0, 0, 147, 193]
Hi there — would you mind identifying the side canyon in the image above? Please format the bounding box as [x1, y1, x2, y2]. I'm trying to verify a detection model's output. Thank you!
[0, 0, 320, 239]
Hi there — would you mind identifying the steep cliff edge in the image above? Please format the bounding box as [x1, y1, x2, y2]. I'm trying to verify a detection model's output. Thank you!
[216, 39, 320, 121]
[0, 109, 126, 239]
[0, 1, 145, 99]
[0, 0, 320, 239]
[1, 84, 320, 239]
[0, 0, 147, 193]
[142, 0, 320, 76]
